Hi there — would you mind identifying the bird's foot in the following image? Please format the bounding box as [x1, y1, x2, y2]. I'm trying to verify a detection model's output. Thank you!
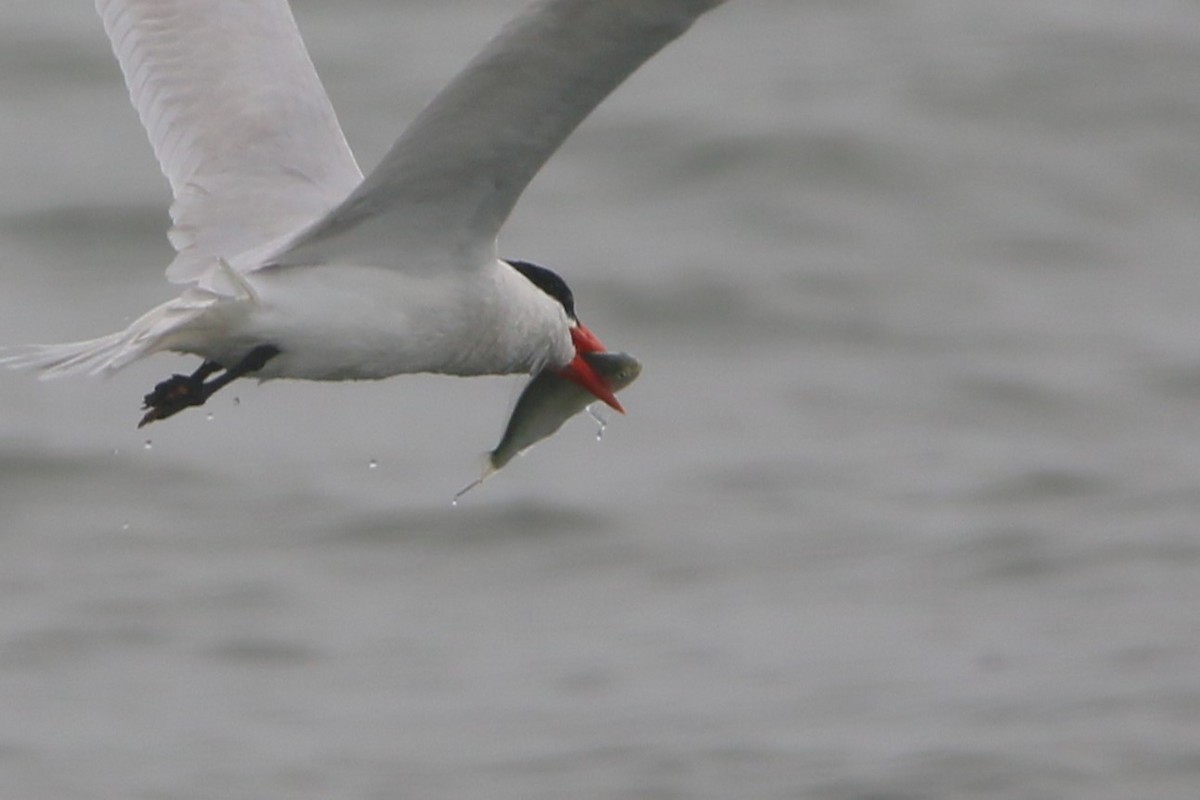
[135, 346, 278, 429]
[138, 373, 209, 428]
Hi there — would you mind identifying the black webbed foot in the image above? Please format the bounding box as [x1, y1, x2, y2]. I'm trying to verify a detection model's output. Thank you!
[136, 346, 279, 429]
[138, 372, 210, 427]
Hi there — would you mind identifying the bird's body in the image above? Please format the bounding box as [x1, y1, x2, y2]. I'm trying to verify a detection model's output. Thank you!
[5, 0, 725, 441]
[134, 259, 574, 383]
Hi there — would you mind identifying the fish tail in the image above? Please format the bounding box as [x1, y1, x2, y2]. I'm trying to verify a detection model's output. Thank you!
[452, 456, 499, 502]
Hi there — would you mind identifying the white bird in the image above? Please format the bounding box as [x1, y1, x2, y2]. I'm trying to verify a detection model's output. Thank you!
[5, 0, 725, 431]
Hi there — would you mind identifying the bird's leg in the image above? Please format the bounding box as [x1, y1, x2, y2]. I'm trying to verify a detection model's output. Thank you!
[138, 360, 221, 424]
[138, 344, 280, 428]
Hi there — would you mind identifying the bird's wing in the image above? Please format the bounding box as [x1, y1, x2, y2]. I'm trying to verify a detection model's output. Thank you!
[273, 0, 725, 271]
[96, 0, 363, 283]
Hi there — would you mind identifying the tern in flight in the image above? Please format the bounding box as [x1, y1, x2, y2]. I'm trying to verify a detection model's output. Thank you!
[6, 0, 725, 441]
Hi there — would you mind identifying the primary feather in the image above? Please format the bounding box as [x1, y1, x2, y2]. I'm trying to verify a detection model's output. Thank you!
[274, 0, 726, 270]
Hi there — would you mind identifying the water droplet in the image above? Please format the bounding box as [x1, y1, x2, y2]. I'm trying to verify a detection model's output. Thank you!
[121, 522, 130, 531]
[368, 459, 378, 470]
[112, 448, 121, 457]
[451, 497, 459, 507]
[586, 406, 608, 441]
[205, 412, 214, 421]
[143, 440, 153, 451]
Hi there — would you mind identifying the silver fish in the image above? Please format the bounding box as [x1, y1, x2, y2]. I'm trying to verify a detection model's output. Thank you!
[456, 351, 642, 498]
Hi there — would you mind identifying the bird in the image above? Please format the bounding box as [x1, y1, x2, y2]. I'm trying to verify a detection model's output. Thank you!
[4, 0, 726, 433]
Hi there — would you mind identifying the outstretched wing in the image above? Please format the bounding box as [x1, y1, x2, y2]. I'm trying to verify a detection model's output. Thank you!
[275, 0, 725, 270]
[96, 0, 363, 283]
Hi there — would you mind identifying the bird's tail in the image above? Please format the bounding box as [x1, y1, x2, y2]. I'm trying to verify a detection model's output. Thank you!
[1, 289, 220, 379]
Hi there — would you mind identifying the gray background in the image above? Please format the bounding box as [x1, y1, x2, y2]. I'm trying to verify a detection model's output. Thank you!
[2, 1, 1200, 797]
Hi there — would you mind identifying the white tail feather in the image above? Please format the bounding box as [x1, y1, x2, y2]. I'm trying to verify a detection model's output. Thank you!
[1, 289, 221, 379]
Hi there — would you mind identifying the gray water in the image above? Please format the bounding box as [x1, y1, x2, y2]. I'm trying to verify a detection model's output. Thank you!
[2, 1, 1200, 797]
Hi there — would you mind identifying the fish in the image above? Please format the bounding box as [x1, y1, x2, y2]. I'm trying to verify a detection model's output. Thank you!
[455, 351, 642, 498]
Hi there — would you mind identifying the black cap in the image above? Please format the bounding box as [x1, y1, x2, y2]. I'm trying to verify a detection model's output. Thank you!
[506, 259, 577, 321]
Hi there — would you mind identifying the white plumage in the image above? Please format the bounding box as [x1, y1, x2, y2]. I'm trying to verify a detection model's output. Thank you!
[6, 0, 725, 414]
[96, 0, 363, 285]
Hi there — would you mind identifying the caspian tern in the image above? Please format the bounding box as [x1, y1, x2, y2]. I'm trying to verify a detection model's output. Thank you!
[5, 0, 724, 435]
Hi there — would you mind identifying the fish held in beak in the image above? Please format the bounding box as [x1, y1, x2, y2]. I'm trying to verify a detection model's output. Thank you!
[454, 351, 642, 500]
[557, 324, 624, 413]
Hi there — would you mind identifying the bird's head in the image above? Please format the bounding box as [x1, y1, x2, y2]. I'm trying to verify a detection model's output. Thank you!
[506, 259, 624, 413]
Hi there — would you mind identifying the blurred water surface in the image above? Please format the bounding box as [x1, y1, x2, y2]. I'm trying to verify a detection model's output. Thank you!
[3, 1, 1200, 797]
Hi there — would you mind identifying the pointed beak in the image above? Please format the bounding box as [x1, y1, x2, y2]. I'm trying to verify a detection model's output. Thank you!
[556, 324, 625, 413]
[570, 322, 606, 355]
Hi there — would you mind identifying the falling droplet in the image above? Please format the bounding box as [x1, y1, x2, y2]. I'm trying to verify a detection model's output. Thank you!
[143, 440, 153, 451]
[205, 412, 214, 421]
[112, 448, 121, 457]
[121, 522, 130, 531]
[450, 497, 459, 507]
[368, 459, 378, 470]
[586, 406, 608, 441]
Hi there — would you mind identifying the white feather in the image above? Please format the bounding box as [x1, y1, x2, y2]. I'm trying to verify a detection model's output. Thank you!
[1, 289, 227, 377]
[273, 0, 726, 271]
[95, 0, 363, 283]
